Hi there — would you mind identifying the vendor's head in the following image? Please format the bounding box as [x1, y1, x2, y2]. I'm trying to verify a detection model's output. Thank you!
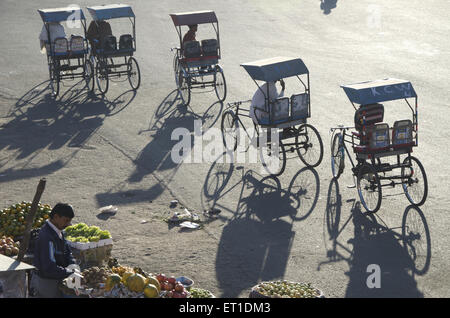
[49, 203, 74, 230]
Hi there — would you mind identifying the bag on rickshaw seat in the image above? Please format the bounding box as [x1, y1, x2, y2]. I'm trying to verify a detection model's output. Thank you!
[103, 35, 117, 52]
[183, 41, 202, 58]
[119, 34, 133, 50]
[70, 35, 85, 53]
[53, 37, 68, 55]
[271, 97, 290, 123]
[392, 120, 413, 145]
[354, 103, 384, 132]
[368, 123, 390, 149]
[201, 39, 218, 56]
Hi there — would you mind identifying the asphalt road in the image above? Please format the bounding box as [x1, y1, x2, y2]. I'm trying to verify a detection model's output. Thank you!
[1, 0, 450, 297]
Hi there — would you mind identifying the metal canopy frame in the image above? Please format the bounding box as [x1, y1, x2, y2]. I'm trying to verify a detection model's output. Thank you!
[341, 78, 419, 146]
[87, 4, 136, 52]
[170, 11, 220, 59]
[240, 57, 311, 126]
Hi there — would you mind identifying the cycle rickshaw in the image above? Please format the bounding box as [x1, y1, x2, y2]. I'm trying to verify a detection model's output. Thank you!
[330, 78, 428, 213]
[38, 7, 94, 98]
[221, 57, 324, 176]
[87, 4, 141, 95]
[170, 10, 226, 106]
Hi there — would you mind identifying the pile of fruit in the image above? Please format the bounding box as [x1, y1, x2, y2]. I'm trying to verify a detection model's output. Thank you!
[0, 236, 20, 256]
[81, 266, 113, 288]
[0, 202, 51, 237]
[189, 288, 215, 298]
[251, 281, 322, 298]
[156, 273, 189, 298]
[104, 266, 161, 298]
[64, 223, 111, 243]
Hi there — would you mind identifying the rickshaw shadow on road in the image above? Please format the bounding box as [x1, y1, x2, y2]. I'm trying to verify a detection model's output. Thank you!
[204, 153, 321, 297]
[0, 79, 128, 182]
[319, 178, 432, 297]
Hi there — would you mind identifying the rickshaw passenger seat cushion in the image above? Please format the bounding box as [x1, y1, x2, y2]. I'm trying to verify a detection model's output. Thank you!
[70, 36, 85, 54]
[354, 103, 384, 131]
[271, 98, 290, 123]
[368, 123, 390, 148]
[53, 37, 69, 55]
[291, 93, 309, 119]
[201, 39, 218, 56]
[119, 34, 133, 51]
[392, 120, 413, 145]
[103, 35, 117, 52]
[183, 41, 202, 58]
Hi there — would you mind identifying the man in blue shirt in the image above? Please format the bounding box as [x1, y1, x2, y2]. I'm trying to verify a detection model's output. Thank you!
[32, 203, 78, 297]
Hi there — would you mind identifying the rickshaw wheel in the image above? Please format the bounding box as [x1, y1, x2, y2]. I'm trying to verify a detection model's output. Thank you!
[49, 62, 59, 98]
[401, 156, 428, 206]
[175, 62, 191, 106]
[214, 65, 227, 102]
[295, 123, 324, 168]
[259, 137, 287, 177]
[331, 132, 344, 178]
[357, 164, 382, 213]
[221, 110, 239, 152]
[96, 59, 109, 95]
[84, 60, 95, 92]
[127, 57, 141, 90]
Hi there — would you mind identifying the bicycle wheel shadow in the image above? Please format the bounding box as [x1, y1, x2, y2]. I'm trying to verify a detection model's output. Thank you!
[319, 178, 432, 297]
[206, 155, 321, 297]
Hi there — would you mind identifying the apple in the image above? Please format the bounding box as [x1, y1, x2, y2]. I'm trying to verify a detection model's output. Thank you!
[156, 273, 166, 283]
[174, 283, 184, 293]
[168, 276, 176, 285]
[163, 283, 172, 291]
[167, 283, 175, 291]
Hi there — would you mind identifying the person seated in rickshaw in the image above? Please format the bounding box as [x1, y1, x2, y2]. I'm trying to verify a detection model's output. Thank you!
[183, 24, 198, 44]
[250, 79, 285, 125]
[39, 22, 66, 54]
[86, 20, 113, 51]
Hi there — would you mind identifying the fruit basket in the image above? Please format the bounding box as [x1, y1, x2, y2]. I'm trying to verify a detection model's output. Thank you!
[249, 281, 324, 298]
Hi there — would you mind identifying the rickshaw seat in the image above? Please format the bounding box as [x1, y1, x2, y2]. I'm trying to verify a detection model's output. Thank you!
[69, 35, 86, 55]
[392, 119, 414, 149]
[291, 93, 309, 120]
[183, 41, 202, 58]
[271, 97, 290, 123]
[119, 34, 133, 51]
[52, 37, 69, 56]
[103, 35, 117, 53]
[201, 39, 218, 56]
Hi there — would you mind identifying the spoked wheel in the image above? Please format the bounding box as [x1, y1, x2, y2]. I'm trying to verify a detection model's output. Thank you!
[295, 123, 324, 168]
[49, 62, 59, 98]
[84, 59, 95, 92]
[221, 110, 239, 152]
[331, 132, 344, 178]
[357, 164, 382, 213]
[401, 156, 428, 206]
[214, 65, 227, 102]
[96, 58, 109, 95]
[259, 135, 286, 177]
[127, 57, 141, 90]
[174, 60, 191, 106]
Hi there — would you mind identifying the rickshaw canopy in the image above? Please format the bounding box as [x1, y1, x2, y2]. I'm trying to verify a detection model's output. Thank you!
[170, 10, 218, 26]
[341, 78, 417, 105]
[87, 4, 135, 21]
[38, 7, 86, 23]
[241, 57, 309, 83]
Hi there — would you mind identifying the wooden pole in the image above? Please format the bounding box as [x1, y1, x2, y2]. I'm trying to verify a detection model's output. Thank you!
[17, 178, 46, 262]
